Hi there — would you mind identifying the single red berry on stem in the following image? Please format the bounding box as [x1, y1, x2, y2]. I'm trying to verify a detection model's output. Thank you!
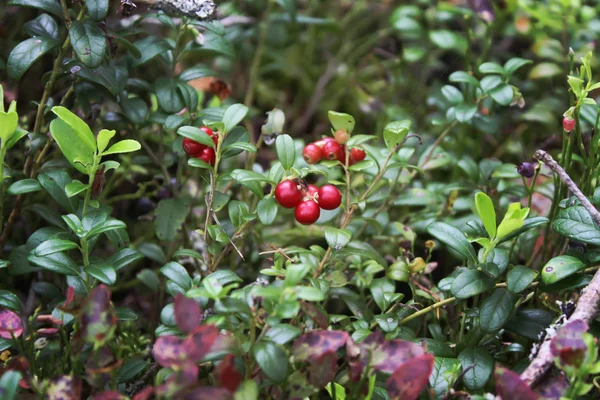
[323, 141, 345, 162]
[318, 184, 342, 210]
[183, 138, 205, 157]
[275, 180, 303, 208]
[349, 148, 366, 165]
[307, 184, 319, 197]
[334, 129, 350, 144]
[200, 126, 214, 136]
[295, 200, 320, 225]
[563, 117, 576, 132]
[302, 144, 323, 164]
[197, 147, 216, 166]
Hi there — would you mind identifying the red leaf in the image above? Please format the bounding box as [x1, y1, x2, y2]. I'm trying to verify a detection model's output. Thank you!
[93, 391, 128, 400]
[309, 350, 337, 388]
[184, 324, 219, 362]
[292, 330, 348, 362]
[152, 335, 187, 369]
[0, 308, 22, 339]
[36, 314, 63, 325]
[372, 338, 426, 374]
[174, 294, 202, 334]
[36, 327, 60, 336]
[180, 387, 233, 400]
[300, 301, 328, 329]
[386, 354, 434, 400]
[132, 386, 154, 400]
[550, 319, 589, 367]
[46, 375, 82, 400]
[64, 286, 75, 308]
[495, 366, 539, 400]
[215, 354, 243, 392]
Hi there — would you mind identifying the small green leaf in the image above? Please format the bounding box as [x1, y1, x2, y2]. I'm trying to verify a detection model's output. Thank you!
[154, 198, 191, 242]
[490, 84, 514, 106]
[328, 111, 355, 134]
[33, 239, 78, 256]
[478, 62, 505, 75]
[427, 222, 477, 263]
[276, 134, 295, 170]
[5, 128, 28, 149]
[541, 255, 586, 284]
[52, 106, 97, 153]
[451, 269, 495, 299]
[7, 179, 40, 195]
[102, 139, 141, 156]
[507, 266, 538, 293]
[69, 20, 106, 68]
[96, 129, 116, 153]
[88, 264, 117, 285]
[160, 262, 192, 290]
[136, 269, 160, 292]
[7, 0, 63, 18]
[383, 120, 411, 151]
[257, 198, 278, 225]
[0, 111, 18, 144]
[458, 347, 494, 390]
[177, 126, 215, 148]
[0, 370, 21, 400]
[252, 341, 289, 383]
[188, 158, 211, 169]
[7, 37, 58, 80]
[475, 192, 496, 239]
[222, 103, 249, 133]
[479, 288, 516, 333]
[454, 104, 477, 123]
[441, 85, 464, 105]
[429, 30, 467, 53]
[65, 181, 88, 198]
[449, 71, 479, 86]
[87, 0, 109, 21]
[504, 58, 532, 75]
[324, 227, 352, 249]
[553, 206, 600, 245]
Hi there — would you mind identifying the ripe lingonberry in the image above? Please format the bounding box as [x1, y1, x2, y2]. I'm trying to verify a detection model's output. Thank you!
[318, 184, 342, 210]
[314, 137, 335, 148]
[197, 147, 216, 166]
[323, 141, 345, 162]
[307, 184, 319, 197]
[303, 144, 323, 164]
[183, 138, 204, 157]
[349, 148, 366, 165]
[295, 199, 320, 225]
[200, 126, 214, 136]
[334, 129, 349, 144]
[275, 180, 303, 208]
[563, 117, 576, 132]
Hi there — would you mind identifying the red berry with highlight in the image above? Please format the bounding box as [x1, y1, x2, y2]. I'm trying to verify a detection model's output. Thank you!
[200, 126, 214, 136]
[295, 200, 320, 225]
[275, 180, 303, 209]
[315, 137, 336, 148]
[307, 184, 319, 197]
[197, 147, 216, 166]
[303, 143, 323, 164]
[323, 141, 345, 162]
[349, 148, 366, 165]
[563, 117, 576, 132]
[318, 184, 342, 210]
[183, 138, 204, 157]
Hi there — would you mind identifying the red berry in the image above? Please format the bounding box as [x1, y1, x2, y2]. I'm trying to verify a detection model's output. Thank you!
[334, 129, 350, 144]
[323, 141, 345, 162]
[314, 137, 336, 148]
[307, 184, 319, 197]
[563, 117, 576, 132]
[349, 148, 366, 165]
[183, 138, 205, 157]
[302, 143, 323, 164]
[211, 133, 219, 147]
[197, 147, 216, 166]
[318, 184, 342, 210]
[295, 200, 320, 225]
[200, 126, 214, 136]
[275, 180, 303, 209]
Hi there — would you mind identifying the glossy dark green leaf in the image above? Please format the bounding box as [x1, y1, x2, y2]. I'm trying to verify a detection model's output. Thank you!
[429, 357, 461, 397]
[479, 62, 505, 75]
[7, 0, 62, 17]
[265, 324, 301, 345]
[177, 126, 215, 148]
[134, 37, 172, 66]
[160, 262, 192, 291]
[7, 37, 58, 80]
[69, 20, 106, 68]
[155, 78, 185, 113]
[541, 255, 586, 284]
[105, 248, 143, 271]
[252, 341, 289, 383]
[507, 266, 538, 293]
[120, 96, 148, 124]
[87, 264, 117, 285]
[222, 103, 249, 133]
[449, 71, 479, 86]
[257, 198, 278, 225]
[552, 206, 600, 245]
[179, 65, 217, 81]
[505, 309, 555, 340]
[427, 222, 477, 263]
[490, 84, 513, 106]
[136, 269, 160, 292]
[0, 370, 21, 400]
[451, 269, 495, 299]
[117, 357, 147, 383]
[87, 0, 109, 21]
[0, 290, 22, 312]
[479, 289, 516, 333]
[154, 198, 191, 241]
[24, 14, 59, 41]
[28, 252, 79, 276]
[504, 58, 532, 75]
[324, 227, 352, 250]
[38, 170, 79, 212]
[7, 179, 41, 195]
[458, 347, 493, 391]
[33, 239, 78, 257]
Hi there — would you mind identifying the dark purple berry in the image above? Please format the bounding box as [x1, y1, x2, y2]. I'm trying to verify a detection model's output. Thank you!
[517, 162, 536, 178]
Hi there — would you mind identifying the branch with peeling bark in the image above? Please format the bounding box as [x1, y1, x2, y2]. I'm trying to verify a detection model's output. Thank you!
[520, 149, 600, 386]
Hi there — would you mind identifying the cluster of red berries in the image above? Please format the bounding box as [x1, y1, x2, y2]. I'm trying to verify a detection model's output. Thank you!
[182, 126, 218, 165]
[275, 179, 342, 225]
[302, 131, 366, 166]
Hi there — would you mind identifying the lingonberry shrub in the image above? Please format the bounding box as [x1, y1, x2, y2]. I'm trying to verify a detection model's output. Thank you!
[1, 1, 600, 400]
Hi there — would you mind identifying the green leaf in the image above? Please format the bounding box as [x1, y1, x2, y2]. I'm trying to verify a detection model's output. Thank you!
[429, 357, 462, 397]
[275, 134, 295, 170]
[188, 158, 210, 169]
[497, 217, 548, 244]
[179, 65, 217, 81]
[120, 96, 149, 124]
[0, 290, 22, 311]
[480, 75, 503, 92]
[475, 192, 496, 239]
[252, 341, 289, 383]
[24, 14, 59, 41]
[88, 264, 117, 285]
[295, 286, 324, 301]
[136, 269, 160, 292]
[541, 255, 586, 285]
[5, 128, 28, 149]
[0, 370, 21, 400]
[257, 198, 278, 225]
[225, 142, 256, 153]
[52, 106, 97, 153]
[0, 111, 18, 144]
[328, 111, 355, 133]
[441, 85, 464, 105]
[507, 266, 538, 293]
[479, 288, 516, 333]
[155, 78, 185, 113]
[160, 262, 192, 291]
[7, 37, 58, 80]
[383, 120, 411, 151]
[96, 129, 116, 153]
[69, 20, 106, 68]
[265, 324, 301, 345]
[454, 104, 477, 123]
[553, 206, 600, 245]
[450, 269, 495, 299]
[86, 219, 126, 238]
[33, 239, 78, 256]
[222, 103, 249, 133]
[177, 126, 215, 148]
[529, 62, 563, 79]
[154, 198, 191, 241]
[7, 0, 62, 17]
[427, 222, 477, 263]
[449, 71, 479, 86]
[117, 357, 147, 383]
[65, 181, 88, 198]
[324, 227, 352, 249]
[504, 58, 532, 75]
[28, 252, 79, 276]
[496, 218, 524, 241]
[429, 30, 467, 53]
[7, 179, 40, 195]
[102, 139, 141, 155]
[87, 0, 109, 21]
[234, 380, 259, 400]
[478, 62, 505, 75]
[490, 84, 514, 106]
[284, 264, 310, 287]
[105, 248, 143, 271]
[458, 347, 494, 390]
[134, 37, 172, 66]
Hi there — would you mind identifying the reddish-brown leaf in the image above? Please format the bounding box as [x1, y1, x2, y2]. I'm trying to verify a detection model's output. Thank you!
[184, 324, 219, 362]
[152, 335, 187, 369]
[309, 350, 337, 388]
[371, 338, 426, 374]
[36, 314, 63, 325]
[174, 294, 202, 334]
[181, 387, 233, 400]
[386, 354, 434, 400]
[64, 286, 75, 308]
[300, 301, 328, 329]
[495, 366, 539, 400]
[215, 354, 243, 392]
[550, 319, 589, 367]
[36, 327, 60, 336]
[345, 338, 363, 382]
[132, 386, 154, 400]
[93, 391, 128, 400]
[80, 285, 116, 346]
[292, 330, 348, 362]
[46, 375, 82, 400]
[0, 308, 22, 339]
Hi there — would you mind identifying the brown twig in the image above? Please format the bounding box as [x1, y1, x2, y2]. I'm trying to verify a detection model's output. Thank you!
[520, 149, 600, 386]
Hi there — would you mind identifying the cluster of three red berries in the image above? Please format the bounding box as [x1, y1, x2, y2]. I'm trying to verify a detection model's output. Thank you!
[182, 126, 218, 165]
[275, 180, 342, 225]
[302, 133, 366, 166]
